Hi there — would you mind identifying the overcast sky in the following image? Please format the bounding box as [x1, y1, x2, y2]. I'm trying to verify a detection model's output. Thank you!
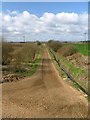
[1, 2, 88, 42]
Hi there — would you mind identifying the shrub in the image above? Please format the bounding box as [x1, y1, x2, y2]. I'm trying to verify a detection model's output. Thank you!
[2, 41, 40, 76]
[0, 41, 2, 65]
[58, 45, 77, 57]
[13, 43, 39, 65]
[2, 42, 14, 65]
[37, 41, 41, 45]
[47, 40, 62, 52]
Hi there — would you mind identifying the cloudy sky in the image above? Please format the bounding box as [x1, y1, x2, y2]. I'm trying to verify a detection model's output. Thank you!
[1, 2, 88, 42]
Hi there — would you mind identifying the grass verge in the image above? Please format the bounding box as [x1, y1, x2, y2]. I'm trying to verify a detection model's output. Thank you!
[59, 55, 85, 77]
[49, 48, 88, 97]
[16, 46, 44, 77]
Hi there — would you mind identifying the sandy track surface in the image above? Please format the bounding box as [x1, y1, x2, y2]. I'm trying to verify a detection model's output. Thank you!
[2, 49, 88, 118]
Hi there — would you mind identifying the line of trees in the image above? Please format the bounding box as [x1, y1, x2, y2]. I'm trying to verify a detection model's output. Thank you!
[47, 40, 77, 57]
[47, 40, 62, 52]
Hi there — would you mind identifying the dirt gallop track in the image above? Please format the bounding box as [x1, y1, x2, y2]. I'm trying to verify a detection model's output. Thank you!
[2, 49, 88, 118]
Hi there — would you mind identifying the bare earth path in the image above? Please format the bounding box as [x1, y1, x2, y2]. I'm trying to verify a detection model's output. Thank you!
[2, 49, 88, 118]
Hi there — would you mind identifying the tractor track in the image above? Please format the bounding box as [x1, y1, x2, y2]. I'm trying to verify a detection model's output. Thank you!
[2, 49, 88, 118]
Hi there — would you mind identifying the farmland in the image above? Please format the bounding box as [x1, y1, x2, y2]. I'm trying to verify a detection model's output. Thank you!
[57, 42, 89, 56]
[71, 43, 89, 56]
[47, 41, 89, 93]
[1, 41, 89, 118]
[1, 2, 89, 118]
[2, 42, 44, 83]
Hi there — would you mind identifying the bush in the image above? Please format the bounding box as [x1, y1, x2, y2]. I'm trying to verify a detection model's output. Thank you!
[0, 41, 2, 65]
[2, 42, 14, 65]
[57, 45, 77, 57]
[15, 67, 26, 73]
[2, 41, 40, 77]
[13, 43, 39, 65]
[47, 40, 62, 52]
[37, 41, 41, 45]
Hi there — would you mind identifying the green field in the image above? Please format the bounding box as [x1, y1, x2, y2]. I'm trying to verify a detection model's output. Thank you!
[73, 43, 90, 56]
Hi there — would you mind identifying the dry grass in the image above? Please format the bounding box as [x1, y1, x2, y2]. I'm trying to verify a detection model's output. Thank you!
[2, 41, 42, 82]
[2, 42, 14, 65]
[57, 45, 77, 57]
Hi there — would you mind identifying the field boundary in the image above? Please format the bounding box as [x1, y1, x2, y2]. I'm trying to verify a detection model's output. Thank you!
[49, 48, 89, 96]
